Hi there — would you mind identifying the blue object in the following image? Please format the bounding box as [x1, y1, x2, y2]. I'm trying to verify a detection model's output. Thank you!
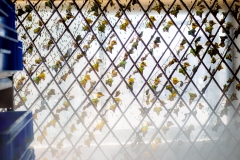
[0, 111, 34, 160]
[0, 0, 23, 71]
[21, 148, 35, 160]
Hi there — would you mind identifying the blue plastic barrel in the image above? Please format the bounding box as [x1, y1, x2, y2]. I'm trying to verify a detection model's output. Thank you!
[21, 148, 35, 160]
[0, 0, 23, 71]
[0, 111, 34, 160]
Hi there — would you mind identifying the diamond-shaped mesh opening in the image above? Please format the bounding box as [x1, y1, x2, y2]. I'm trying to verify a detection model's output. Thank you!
[11, 0, 240, 159]
[218, 131, 238, 157]
[170, 139, 189, 159]
[147, 133, 168, 157]
[207, 147, 227, 160]
[99, 132, 123, 159]
[229, 144, 240, 160]
[162, 148, 179, 160]
[205, 115, 225, 142]
[31, 98, 50, 124]
[112, 116, 134, 146]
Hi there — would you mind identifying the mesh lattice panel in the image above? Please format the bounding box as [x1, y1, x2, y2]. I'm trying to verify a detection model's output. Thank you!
[13, 0, 240, 159]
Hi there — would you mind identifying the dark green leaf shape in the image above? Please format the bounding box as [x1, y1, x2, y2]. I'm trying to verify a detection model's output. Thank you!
[212, 123, 221, 132]
[223, 84, 229, 92]
[98, 24, 106, 33]
[196, 9, 204, 18]
[34, 27, 41, 34]
[117, 61, 127, 69]
[45, 1, 52, 9]
[190, 46, 203, 57]
[132, 0, 139, 5]
[211, 56, 216, 63]
[66, 13, 74, 19]
[179, 67, 186, 76]
[220, 108, 228, 117]
[208, 48, 218, 57]
[205, 26, 213, 34]
[180, 39, 187, 45]
[132, 41, 138, 49]
[194, 37, 201, 44]
[128, 48, 134, 54]
[225, 54, 232, 61]
[170, 10, 179, 18]
[227, 78, 233, 83]
[76, 35, 82, 42]
[189, 92, 197, 105]
[154, 37, 161, 44]
[25, 5, 33, 13]
[166, 84, 173, 93]
[230, 93, 238, 101]
[17, 8, 25, 16]
[188, 29, 196, 37]
[27, 45, 33, 54]
[149, 48, 153, 54]
[234, 26, 240, 39]
[236, 83, 240, 91]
